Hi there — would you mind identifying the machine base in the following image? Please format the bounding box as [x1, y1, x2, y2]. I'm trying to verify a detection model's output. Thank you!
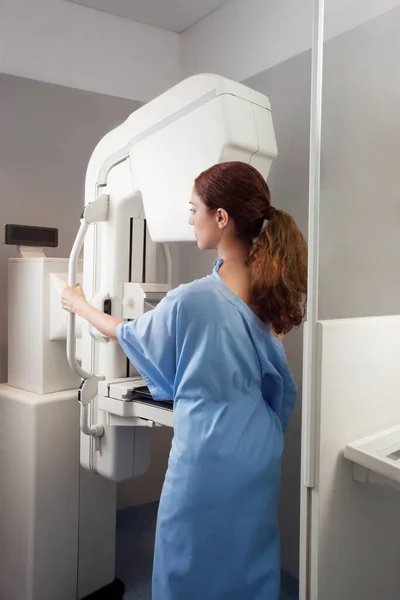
[83, 579, 125, 600]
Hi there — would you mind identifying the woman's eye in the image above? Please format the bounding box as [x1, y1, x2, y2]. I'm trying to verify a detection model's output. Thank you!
[189, 207, 195, 214]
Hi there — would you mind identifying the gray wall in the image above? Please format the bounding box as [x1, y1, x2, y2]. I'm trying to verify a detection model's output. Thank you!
[247, 52, 312, 578]
[319, 7, 400, 319]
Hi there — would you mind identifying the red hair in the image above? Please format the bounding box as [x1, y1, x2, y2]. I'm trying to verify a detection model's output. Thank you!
[194, 161, 307, 334]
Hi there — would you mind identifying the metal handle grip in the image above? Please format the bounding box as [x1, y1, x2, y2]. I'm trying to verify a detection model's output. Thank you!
[66, 194, 109, 380]
[67, 220, 92, 380]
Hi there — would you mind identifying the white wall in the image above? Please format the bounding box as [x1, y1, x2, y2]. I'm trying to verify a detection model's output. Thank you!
[324, 0, 400, 40]
[181, 0, 400, 82]
[2, 0, 400, 103]
[0, 0, 181, 102]
[314, 316, 400, 600]
[181, 0, 312, 82]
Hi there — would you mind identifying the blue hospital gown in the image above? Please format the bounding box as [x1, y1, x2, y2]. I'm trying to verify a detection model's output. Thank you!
[116, 259, 298, 600]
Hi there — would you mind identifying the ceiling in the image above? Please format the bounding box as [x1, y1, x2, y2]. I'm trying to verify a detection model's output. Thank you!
[67, 0, 229, 33]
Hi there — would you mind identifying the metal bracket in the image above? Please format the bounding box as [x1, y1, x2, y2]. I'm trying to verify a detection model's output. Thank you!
[78, 377, 105, 439]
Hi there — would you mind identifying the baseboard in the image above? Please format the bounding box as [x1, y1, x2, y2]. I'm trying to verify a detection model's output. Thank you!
[82, 578, 125, 600]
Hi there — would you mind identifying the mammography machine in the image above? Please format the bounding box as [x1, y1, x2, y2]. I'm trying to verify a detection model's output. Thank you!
[0, 74, 278, 599]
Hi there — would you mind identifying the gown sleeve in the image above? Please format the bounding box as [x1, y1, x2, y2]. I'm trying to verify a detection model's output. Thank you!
[116, 292, 180, 401]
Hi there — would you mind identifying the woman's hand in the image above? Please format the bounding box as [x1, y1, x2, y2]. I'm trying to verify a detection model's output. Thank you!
[61, 283, 123, 341]
[61, 283, 87, 315]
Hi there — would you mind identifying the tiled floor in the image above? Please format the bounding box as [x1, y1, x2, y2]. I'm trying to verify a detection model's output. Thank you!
[115, 502, 299, 600]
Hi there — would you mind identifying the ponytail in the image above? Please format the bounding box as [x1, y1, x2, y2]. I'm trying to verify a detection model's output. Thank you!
[248, 209, 307, 335]
[193, 161, 308, 334]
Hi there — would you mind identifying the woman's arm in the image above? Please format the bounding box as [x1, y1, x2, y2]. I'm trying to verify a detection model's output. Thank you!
[61, 284, 123, 342]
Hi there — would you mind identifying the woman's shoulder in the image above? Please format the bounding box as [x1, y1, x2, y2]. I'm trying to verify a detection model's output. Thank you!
[166, 276, 217, 312]
[168, 275, 213, 298]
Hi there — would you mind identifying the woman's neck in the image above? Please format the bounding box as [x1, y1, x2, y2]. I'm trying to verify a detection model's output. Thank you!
[216, 240, 251, 303]
[217, 240, 248, 269]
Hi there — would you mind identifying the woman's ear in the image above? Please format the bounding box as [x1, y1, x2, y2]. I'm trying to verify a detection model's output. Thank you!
[216, 208, 229, 230]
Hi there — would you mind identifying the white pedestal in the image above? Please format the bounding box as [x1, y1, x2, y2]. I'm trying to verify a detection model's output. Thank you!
[0, 384, 117, 600]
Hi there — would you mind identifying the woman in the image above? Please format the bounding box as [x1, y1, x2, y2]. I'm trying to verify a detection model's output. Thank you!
[62, 161, 307, 600]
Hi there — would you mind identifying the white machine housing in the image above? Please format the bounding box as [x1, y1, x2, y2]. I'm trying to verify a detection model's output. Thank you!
[8, 257, 83, 394]
[86, 73, 277, 243]
[79, 73, 278, 482]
